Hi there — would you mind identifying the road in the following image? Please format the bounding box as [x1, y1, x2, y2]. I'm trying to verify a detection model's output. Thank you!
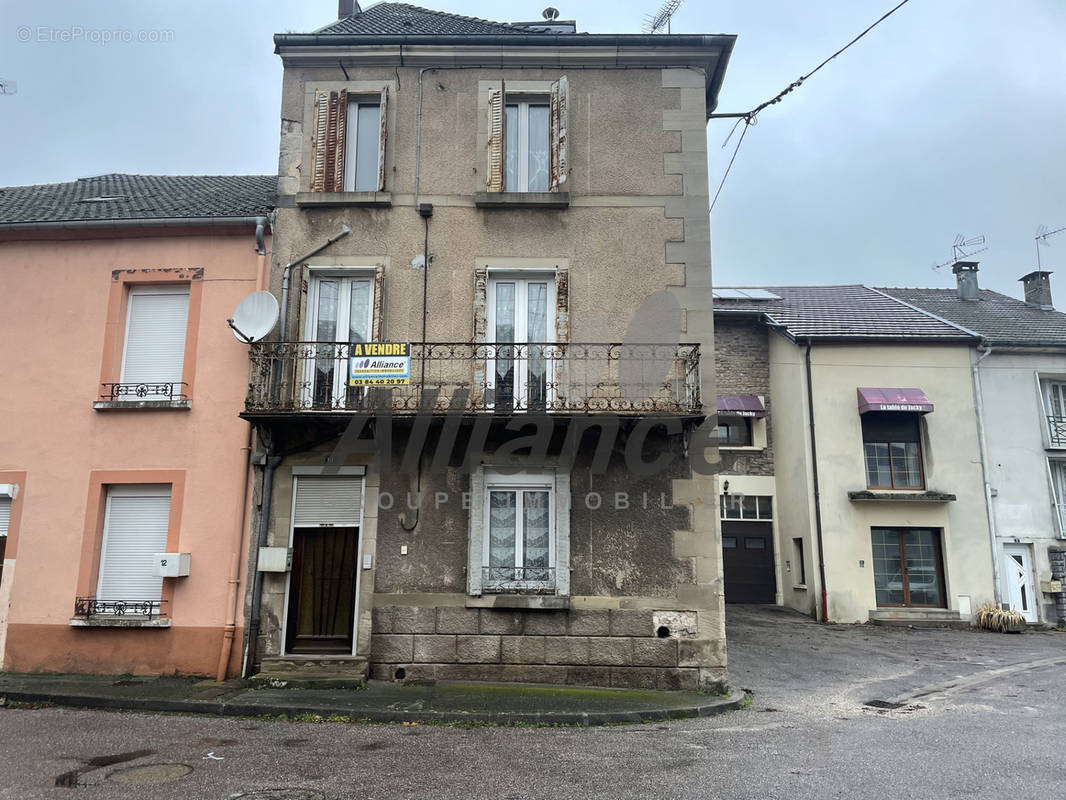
[2, 606, 1063, 800]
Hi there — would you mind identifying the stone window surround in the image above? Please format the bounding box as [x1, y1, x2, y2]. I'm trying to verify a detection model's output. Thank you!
[467, 466, 571, 599]
[297, 79, 398, 199]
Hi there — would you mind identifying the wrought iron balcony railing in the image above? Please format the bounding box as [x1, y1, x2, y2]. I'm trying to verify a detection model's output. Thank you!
[244, 341, 701, 416]
[482, 566, 557, 594]
[99, 382, 188, 402]
[1048, 415, 1066, 447]
[73, 597, 167, 619]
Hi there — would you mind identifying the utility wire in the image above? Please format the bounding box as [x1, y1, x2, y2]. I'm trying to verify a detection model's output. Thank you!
[709, 0, 912, 211]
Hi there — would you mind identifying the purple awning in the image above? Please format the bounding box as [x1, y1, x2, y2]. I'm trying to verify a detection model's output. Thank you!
[716, 394, 767, 418]
[857, 387, 933, 415]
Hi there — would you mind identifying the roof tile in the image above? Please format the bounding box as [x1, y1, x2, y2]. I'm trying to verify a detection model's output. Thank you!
[318, 3, 537, 36]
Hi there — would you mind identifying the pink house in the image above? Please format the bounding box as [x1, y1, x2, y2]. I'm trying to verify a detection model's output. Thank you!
[0, 174, 273, 678]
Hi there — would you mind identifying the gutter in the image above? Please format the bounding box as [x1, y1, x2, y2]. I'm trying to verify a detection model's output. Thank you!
[273, 32, 737, 49]
[0, 215, 271, 232]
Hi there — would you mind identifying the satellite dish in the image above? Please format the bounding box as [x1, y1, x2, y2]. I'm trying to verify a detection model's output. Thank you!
[228, 291, 279, 343]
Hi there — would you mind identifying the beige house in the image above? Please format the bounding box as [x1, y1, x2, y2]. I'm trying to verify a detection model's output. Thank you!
[241, 3, 736, 690]
[714, 286, 995, 624]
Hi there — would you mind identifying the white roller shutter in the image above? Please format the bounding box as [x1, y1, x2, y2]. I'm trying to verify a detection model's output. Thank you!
[0, 498, 10, 537]
[97, 485, 171, 601]
[121, 286, 190, 387]
[293, 476, 363, 527]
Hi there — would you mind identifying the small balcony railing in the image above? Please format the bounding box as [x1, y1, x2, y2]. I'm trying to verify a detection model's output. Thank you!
[244, 342, 701, 416]
[482, 566, 556, 594]
[99, 382, 187, 402]
[73, 597, 167, 620]
[1048, 416, 1066, 447]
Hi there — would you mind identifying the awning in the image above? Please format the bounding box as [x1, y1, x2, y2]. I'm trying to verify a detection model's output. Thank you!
[857, 387, 933, 414]
[716, 394, 767, 418]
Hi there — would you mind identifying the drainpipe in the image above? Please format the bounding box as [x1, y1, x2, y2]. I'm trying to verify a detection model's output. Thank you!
[971, 341, 1002, 607]
[805, 339, 829, 622]
[279, 225, 352, 342]
[254, 216, 268, 290]
[242, 452, 282, 678]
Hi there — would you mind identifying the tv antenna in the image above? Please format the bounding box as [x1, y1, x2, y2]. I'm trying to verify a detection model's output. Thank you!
[228, 291, 280, 343]
[0, 79, 16, 96]
[932, 233, 987, 271]
[1035, 224, 1066, 269]
[643, 0, 684, 34]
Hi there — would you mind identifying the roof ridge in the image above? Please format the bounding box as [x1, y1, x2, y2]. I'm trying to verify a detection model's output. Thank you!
[864, 286, 981, 339]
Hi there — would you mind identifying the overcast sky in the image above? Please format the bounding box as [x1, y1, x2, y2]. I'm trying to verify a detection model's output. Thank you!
[4, 0, 1065, 298]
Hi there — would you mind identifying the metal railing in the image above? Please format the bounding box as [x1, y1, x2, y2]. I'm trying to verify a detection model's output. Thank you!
[482, 566, 556, 594]
[1048, 416, 1066, 447]
[73, 597, 167, 620]
[99, 382, 187, 402]
[244, 341, 701, 416]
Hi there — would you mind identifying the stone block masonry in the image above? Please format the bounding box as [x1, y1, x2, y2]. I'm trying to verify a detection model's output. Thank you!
[369, 606, 708, 691]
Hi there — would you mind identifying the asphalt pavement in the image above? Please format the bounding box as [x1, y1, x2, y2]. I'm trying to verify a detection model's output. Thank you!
[1, 605, 1063, 800]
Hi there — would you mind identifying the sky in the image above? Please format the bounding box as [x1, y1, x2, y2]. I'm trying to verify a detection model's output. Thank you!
[3, 0, 1065, 298]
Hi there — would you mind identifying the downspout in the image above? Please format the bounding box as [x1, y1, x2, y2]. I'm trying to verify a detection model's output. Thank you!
[805, 339, 829, 622]
[971, 341, 1002, 606]
[243, 451, 282, 678]
[215, 218, 268, 681]
[279, 225, 352, 342]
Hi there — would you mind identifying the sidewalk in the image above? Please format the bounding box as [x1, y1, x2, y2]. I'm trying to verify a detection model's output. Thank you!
[0, 672, 745, 726]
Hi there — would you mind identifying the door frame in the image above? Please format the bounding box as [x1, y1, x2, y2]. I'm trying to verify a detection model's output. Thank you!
[1002, 543, 1038, 623]
[282, 470, 366, 657]
[486, 270, 557, 411]
[872, 527, 947, 609]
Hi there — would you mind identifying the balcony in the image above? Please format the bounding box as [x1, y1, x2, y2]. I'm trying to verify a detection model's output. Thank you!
[243, 342, 701, 417]
[1048, 415, 1066, 448]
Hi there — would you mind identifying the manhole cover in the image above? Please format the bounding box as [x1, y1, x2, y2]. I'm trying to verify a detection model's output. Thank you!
[229, 791, 326, 800]
[108, 764, 192, 785]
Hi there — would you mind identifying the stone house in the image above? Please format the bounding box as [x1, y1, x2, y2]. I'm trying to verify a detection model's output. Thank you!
[242, 2, 736, 691]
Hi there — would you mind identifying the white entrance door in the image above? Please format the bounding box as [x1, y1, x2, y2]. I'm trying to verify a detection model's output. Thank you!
[1002, 544, 1037, 623]
[487, 275, 555, 411]
[304, 273, 373, 410]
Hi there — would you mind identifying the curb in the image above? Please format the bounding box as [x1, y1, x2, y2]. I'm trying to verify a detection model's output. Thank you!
[0, 688, 746, 726]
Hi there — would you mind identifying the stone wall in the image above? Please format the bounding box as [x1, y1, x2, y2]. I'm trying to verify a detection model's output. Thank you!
[369, 606, 704, 690]
[714, 317, 774, 476]
[1048, 547, 1066, 625]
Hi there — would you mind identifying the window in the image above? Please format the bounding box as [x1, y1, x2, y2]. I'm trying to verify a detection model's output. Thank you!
[487, 274, 555, 411]
[861, 411, 923, 489]
[485, 77, 569, 193]
[97, 484, 172, 605]
[792, 537, 806, 585]
[0, 496, 10, 586]
[720, 494, 773, 521]
[469, 469, 570, 596]
[1045, 381, 1066, 447]
[717, 417, 753, 447]
[871, 527, 945, 608]
[309, 87, 388, 193]
[1051, 460, 1066, 537]
[303, 272, 374, 410]
[505, 101, 550, 192]
[120, 285, 190, 398]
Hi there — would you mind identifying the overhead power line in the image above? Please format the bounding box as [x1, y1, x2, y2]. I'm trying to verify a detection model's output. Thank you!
[709, 0, 913, 211]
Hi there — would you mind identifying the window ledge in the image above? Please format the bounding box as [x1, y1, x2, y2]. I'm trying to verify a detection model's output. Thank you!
[792, 584, 808, 590]
[719, 445, 763, 452]
[296, 191, 392, 208]
[93, 400, 191, 411]
[475, 191, 571, 209]
[848, 490, 956, 503]
[466, 594, 570, 610]
[69, 617, 171, 628]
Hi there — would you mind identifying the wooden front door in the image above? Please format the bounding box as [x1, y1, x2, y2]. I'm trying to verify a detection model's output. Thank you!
[286, 526, 360, 654]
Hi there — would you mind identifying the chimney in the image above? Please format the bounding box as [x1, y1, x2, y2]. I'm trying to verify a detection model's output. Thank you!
[338, 1, 360, 19]
[952, 261, 980, 301]
[1020, 270, 1054, 310]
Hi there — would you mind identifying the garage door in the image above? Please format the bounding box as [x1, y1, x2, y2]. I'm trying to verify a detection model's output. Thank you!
[722, 521, 775, 603]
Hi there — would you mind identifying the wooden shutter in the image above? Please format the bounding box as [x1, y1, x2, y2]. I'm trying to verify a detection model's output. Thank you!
[550, 76, 569, 191]
[372, 264, 386, 341]
[486, 82, 505, 192]
[122, 286, 190, 387]
[310, 89, 348, 192]
[0, 498, 10, 538]
[97, 485, 171, 602]
[377, 86, 389, 191]
[294, 476, 364, 527]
